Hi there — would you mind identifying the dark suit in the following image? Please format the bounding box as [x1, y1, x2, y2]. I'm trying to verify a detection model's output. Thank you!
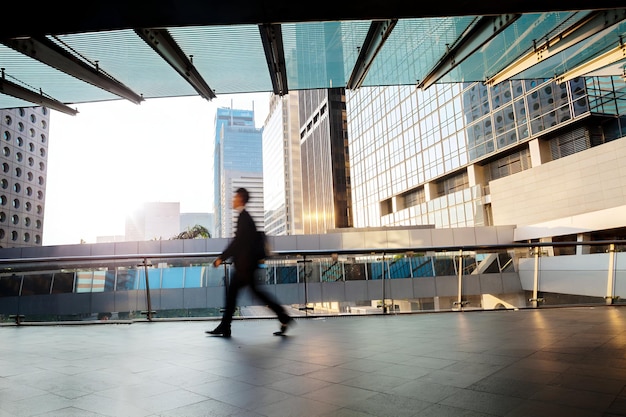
[218, 208, 289, 328]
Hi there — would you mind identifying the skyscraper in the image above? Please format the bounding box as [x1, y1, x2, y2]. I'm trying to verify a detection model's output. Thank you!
[261, 20, 351, 236]
[299, 88, 352, 234]
[213, 107, 264, 238]
[0, 107, 50, 248]
[262, 92, 304, 236]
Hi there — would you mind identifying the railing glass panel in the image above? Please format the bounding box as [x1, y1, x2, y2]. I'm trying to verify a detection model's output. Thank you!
[162, 267, 184, 288]
[1, 241, 625, 323]
[0, 274, 21, 296]
[51, 272, 75, 293]
[22, 273, 53, 295]
[115, 267, 140, 291]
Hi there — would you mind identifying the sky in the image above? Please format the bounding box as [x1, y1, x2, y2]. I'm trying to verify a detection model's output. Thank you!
[42, 92, 271, 246]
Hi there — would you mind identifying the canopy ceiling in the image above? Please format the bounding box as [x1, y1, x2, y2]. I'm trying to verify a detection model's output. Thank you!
[1, 2, 625, 115]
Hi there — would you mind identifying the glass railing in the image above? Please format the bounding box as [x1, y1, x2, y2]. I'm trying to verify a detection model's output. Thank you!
[0, 240, 625, 323]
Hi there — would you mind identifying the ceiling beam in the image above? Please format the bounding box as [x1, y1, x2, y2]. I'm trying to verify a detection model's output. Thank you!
[347, 19, 397, 90]
[0, 36, 144, 104]
[259, 24, 288, 96]
[0, 70, 78, 116]
[135, 28, 216, 100]
[486, 9, 626, 86]
[418, 14, 520, 90]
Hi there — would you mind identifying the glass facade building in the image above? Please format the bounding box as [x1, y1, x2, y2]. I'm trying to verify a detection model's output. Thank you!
[347, 76, 626, 233]
[212, 107, 264, 238]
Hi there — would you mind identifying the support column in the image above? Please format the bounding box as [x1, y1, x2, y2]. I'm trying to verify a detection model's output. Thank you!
[528, 137, 552, 167]
[577, 233, 592, 255]
[529, 247, 544, 308]
[606, 244, 616, 305]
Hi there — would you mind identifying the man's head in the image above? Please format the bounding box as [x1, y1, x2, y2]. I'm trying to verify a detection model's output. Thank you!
[233, 187, 249, 209]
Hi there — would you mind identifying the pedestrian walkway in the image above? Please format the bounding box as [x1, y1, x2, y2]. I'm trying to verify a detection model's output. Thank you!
[1, 306, 626, 416]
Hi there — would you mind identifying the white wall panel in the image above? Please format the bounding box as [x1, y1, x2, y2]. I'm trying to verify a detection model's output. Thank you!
[452, 227, 477, 246]
[491, 139, 626, 232]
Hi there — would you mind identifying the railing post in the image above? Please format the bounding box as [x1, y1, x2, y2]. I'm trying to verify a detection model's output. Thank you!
[381, 252, 387, 313]
[457, 250, 462, 307]
[298, 255, 313, 315]
[453, 249, 468, 310]
[303, 255, 308, 309]
[529, 247, 543, 308]
[10, 274, 24, 325]
[140, 258, 155, 321]
[219, 261, 231, 313]
[606, 243, 616, 305]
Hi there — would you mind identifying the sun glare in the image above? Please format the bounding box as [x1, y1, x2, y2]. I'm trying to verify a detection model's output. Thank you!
[43, 93, 270, 245]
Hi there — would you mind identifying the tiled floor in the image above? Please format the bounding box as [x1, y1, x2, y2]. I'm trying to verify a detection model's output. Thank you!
[2, 306, 626, 416]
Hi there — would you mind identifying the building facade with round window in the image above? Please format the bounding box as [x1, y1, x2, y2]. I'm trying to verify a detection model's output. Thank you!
[0, 107, 49, 248]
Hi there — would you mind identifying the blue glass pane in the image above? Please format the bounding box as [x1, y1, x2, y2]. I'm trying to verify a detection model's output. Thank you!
[137, 269, 161, 290]
[586, 76, 623, 115]
[170, 26, 273, 94]
[283, 21, 360, 90]
[367, 17, 475, 87]
[321, 261, 343, 282]
[388, 258, 411, 278]
[411, 256, 434, 277]
[207, 266, 227, 287]
[276, 266, 297, 284]
[183, 266, 204, 288]
[159, 267, 183, 288]
[104, 271, 116, 292]
[117, 269, 140, 291]
[369, 262, 385, 280]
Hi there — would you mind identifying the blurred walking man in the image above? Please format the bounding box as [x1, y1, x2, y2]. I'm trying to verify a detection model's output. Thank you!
[207, 187, 293, 337]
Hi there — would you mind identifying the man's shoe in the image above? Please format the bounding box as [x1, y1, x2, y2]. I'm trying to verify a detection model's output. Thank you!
[274, 317, 294, 336]
[206, 326, 231, 337]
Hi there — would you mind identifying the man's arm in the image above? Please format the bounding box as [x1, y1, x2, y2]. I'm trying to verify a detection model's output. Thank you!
[213, 211, 251, 267]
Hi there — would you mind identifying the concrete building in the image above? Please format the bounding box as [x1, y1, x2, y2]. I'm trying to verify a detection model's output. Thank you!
[0, 107, 50, 248]
[262, 92, 304, 236]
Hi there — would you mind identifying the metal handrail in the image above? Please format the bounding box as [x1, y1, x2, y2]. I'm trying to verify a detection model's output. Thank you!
[0, 240, 623, 270]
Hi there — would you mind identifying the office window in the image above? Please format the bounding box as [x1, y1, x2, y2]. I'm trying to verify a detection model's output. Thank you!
[550, 127, 590, 159]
